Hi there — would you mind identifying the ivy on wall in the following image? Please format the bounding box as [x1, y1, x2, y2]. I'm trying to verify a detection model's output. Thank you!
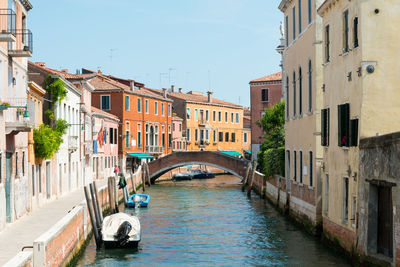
[33, 75, 70, 159]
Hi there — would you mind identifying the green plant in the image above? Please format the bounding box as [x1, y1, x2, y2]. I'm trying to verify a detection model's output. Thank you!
[45, 75, 67, 104]
[0, 101, 10, 106]
[262, 147, 285, 178]
[33, 119, 69, 159]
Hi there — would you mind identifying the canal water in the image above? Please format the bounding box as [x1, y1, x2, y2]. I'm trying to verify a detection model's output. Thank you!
[78, 175, 350, 266]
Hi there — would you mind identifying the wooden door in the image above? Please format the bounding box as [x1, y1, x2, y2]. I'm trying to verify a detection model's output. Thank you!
[377, 186, 393, 257]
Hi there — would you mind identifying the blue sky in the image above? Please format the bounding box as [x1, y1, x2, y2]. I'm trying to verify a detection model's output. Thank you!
[29, 0, 282, 107]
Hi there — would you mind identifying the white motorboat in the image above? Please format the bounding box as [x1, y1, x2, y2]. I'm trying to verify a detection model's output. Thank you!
[101, 212, 141, 248]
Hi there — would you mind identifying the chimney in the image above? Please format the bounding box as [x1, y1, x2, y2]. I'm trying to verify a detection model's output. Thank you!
[36, 62, 46, 67]
[162, 88, 167, 98]
[61, 69, 68, 73]
[130, 81, 134, 91]
[171, 85, 175, 92]
[178, 88, 182, 93]
[207, 91, 213, 103]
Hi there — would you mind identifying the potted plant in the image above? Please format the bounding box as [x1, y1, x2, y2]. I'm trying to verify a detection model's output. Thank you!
[0, 101, 10, 111]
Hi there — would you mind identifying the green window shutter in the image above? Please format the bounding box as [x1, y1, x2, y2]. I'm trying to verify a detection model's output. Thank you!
[350, 119, 359, 146]
[327, 108, 330, 146]
[344, 103, 350, 147]
[338, 105, 343, 146]
[321, 109, 326, 146]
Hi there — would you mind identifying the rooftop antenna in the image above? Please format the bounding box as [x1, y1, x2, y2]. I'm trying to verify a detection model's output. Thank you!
[159, 72, 167, 88]
[109, 48, 117, 74]
[168, 68, 176, 87]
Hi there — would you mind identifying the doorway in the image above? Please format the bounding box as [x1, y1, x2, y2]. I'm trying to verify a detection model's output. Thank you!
[377, 186, 393, 257]
[5, 152, 12, 223]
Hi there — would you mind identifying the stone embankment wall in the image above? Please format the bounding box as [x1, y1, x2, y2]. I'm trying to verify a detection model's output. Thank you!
[3, 167, 143, 267]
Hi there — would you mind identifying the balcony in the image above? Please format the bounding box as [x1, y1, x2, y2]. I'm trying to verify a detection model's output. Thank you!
[8, 29, 33, 57]
[198, 119, 207, 127]
[68, 136, 78, 152]
[0, 9, 16, 42]
[145, 146, 163, 154]
[4, 98, 35, 135]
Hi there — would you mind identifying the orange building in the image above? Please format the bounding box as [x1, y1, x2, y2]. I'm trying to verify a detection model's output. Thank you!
[83, 70, 173, 171]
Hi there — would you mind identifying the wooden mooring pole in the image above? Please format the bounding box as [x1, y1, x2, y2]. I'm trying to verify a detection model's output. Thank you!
[89, 183, 101, 230]
[93, 181, 103, 222]
[247, 161, 257, 197]
[108, 177, 115, 213]
[84, 186, 101, 248]
[241, 162, 252, 192]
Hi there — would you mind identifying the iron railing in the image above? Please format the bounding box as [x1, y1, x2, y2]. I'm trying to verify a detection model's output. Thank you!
[0, 9, 16, 36]
[9, 29, 33, 55]
[145, 146, 163, 154]
[3, 97, 35, 125]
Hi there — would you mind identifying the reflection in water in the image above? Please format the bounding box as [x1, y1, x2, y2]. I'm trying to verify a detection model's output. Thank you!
[78, 175, 350, 266]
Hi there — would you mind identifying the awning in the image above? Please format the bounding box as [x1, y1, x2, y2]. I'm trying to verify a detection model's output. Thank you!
[127, 152, 153, 159]
[220, 151, 242, 157]
[244, 150, 252, 154]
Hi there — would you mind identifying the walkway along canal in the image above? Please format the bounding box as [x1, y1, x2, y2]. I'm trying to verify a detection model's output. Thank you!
[77, 175, 350, 266]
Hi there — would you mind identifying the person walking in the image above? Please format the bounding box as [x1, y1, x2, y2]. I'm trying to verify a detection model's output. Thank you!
[114, 165, 119, 177]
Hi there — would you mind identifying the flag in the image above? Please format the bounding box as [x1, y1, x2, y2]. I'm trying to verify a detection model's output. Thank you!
[97, 127, 104, 147]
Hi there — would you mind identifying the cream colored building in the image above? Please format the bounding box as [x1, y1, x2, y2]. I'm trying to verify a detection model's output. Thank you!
[318, 0, 400, 262]
[279, 0, 324, 229]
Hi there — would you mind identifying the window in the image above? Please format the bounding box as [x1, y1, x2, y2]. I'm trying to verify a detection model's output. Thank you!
[137, 98, 141, 113]
[206, 110, 209, 121]
[343, 10, 349, 53]
[125, 123, 130, 148]
[308, 0, 312, 24]
[213, 130, 217, 143]
[338, 103, 350, 147]
[186, 107, 191, 120]
[299, 151, 303, 184]
[154, 101, 158, 115]
[286, 151, 290, 181]
[231, 113, 234, 123]
[15, 152, 18, 177]
[286, 76, 289, 118]
[206, 130, 209, 141]
[235, 113, 239, 123]
[199, 109, 204, 121]
[213, 110, 216, 122]
[125, 96, 130, 111]
[101, 95, 110, 110]
[299, 67, 302, 115]
[218, 111, 222, 122]
[309, 151, 313, 187]
[261, 88, 269, 102]
[225, 132, 229, 142]
[353, 17, 359, 48]
[195, 129, 198, 142]
[168, 127, 172, 148]
[308, 60, 312, 112]
[286, 15, 289, 47]
[161, 103, 165, 116]
[350, 119, 359, 147]
[194, 109, 198, 121]
[225, 112, 228, 122]
[114, 128, 117, 144]
[145, 100, 149, 114]
[179, 124, 181, 132]
[172, 123, 175, 132]
[244, 132, 248, 143]
[342, 177, 349, 222]
[324, 174, 329, 215]
[137, 124, 142, 148]
[168, 104, 171, 117]
[219, 132, 223, 142]
[162, 126, 166, 147]
[186, 129, 191, 142]
[293, 71, 296, 117]
[110, 128, 114, 144]
[293, 151, 297, 181]
[298, 0, 302, 34]
[200, 129, 204, 142]
[325, 25, 330, 63]
[231, 132, 235, 142]
[293, 6, 296, 40]
[321, 108, 330, 146]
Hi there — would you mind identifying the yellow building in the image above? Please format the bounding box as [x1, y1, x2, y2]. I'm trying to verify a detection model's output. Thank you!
[27, 81, 48, 208]
[165, 88, 244, 155]
[318, 0, 400, 261]
[279, 0, 324, 229]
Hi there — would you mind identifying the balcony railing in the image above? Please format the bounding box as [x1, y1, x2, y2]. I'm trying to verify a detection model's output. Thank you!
[198, 119, 207, 126]
[4, 98, 35, 134]
[145, 146, 163, 154]
[0, 9, 16, 42]
[69, 136, 78, 152]
[8, 29, 33, 57]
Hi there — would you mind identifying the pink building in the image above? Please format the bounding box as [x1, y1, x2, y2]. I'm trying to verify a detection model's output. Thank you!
[91, 107, 119, 179]
[249, 72, 282, 160]
[172, 116, 186, 152]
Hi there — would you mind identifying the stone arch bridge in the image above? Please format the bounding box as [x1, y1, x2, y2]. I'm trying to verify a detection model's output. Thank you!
[148, 151, 250, 183]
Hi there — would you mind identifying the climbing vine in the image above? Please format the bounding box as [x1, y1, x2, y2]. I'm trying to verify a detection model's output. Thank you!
[33, 75, 70, 159]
